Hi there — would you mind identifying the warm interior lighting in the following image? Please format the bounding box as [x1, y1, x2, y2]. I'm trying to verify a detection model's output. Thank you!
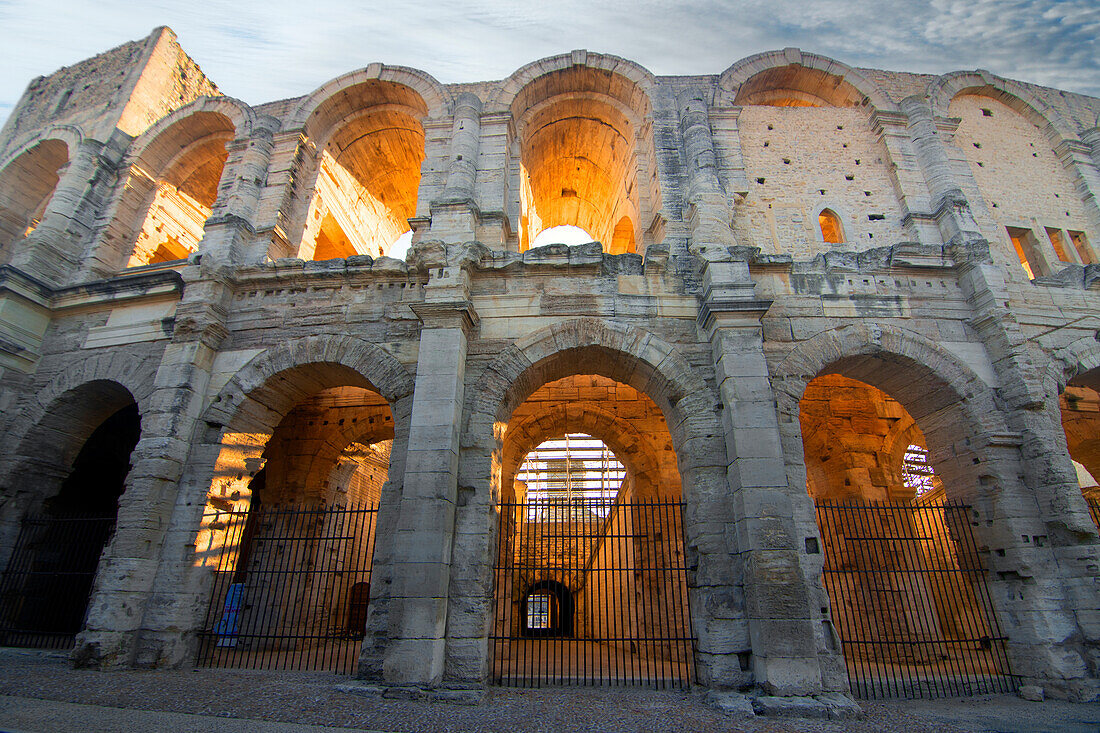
[902, 444, 936, 496]
[516, 433, 625, 520]
[531, 225, 594, 248]
[819, 209, 843, 244]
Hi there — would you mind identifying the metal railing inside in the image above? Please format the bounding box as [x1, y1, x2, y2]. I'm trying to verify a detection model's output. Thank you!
[0, 514, 116, 650]
[816, 500, 1017, 699]
[491, 496, 695, 688]
[195, 503, 377, 673]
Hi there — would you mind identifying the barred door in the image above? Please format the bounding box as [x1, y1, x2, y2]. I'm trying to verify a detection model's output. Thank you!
[0, 514, 115, 649]
[196, 503, 377, 673]
[491, 497, 694, 688]
[816, 500, 1017, 698]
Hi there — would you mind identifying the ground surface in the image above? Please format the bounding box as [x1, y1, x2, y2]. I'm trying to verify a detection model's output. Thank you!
[0, 648, 1099, 732]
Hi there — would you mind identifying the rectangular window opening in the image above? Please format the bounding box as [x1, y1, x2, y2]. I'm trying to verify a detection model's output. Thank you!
[1006, 226, 1044, 279]
[1046, 227, 1073, 263]
[1069, 230, 1094, 264]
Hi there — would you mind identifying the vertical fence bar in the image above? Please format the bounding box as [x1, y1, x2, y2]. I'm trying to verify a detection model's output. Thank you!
[0, 514, 117, 651]
[815, 500, 1016, 699]
[488, 497, 694, 689]
[195, 503, 378, 674]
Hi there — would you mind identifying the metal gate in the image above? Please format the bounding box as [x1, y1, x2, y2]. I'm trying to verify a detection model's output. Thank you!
[0, 514, 115, 650]
[491, 497, 694, 688]
[196, 503, 377, 673]
[815, 500, 1017, 699]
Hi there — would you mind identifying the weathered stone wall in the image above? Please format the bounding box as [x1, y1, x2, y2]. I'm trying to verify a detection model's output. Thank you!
[2, 30, 1100, 703]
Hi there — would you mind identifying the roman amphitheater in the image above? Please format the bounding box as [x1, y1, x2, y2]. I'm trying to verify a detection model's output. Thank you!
[2, 26, 1100, 711]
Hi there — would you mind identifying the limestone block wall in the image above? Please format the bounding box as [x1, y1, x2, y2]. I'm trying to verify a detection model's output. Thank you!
[4, 30, 1100, 700]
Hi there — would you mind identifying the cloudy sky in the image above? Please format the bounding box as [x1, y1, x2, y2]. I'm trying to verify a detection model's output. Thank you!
[0, 0, 1098, 127]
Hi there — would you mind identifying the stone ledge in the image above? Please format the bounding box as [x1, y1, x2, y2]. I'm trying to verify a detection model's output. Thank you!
[334, 681, 485, 706]
[751, 693, 862, 719]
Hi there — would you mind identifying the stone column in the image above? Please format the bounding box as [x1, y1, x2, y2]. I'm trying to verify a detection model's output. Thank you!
[676, 88, 736, 253]
[425, 93, 483, 244]
[1054, 134, 1100, 246]
[899, 96, 985, 247]
[869, 109, 943, 245]
[903, 97, 1100, 698]
[700, 258, 838, 695]
[73, 268, 231, 667]
[73, 119, 280, 668]
[11, 139, 108, 287]
[382, 265, 477, 686]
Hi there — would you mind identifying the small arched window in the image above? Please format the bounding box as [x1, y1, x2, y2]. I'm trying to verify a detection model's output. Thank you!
[819, 208, 844, 244]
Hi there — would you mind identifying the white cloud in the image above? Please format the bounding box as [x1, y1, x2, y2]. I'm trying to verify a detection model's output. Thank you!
[0, 0, 1097, 130]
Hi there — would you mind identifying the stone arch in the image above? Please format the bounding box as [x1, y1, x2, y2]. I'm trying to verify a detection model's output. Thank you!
[102, 102, 245, 270]
[126, 97, 255, 165]
[492, 52, 659, 253]
[929, 71, 1078, 146]
[0, 349, 158, 477]
[718, 49, 897, 112]
[0, 376, 146, 579]
[288, 65, 450, 134]
[203, 335, 414, 434]
[0, 124, 83, 177]
[772, 323, 1007, 469]
[282, 70, 443, 260]
[501, 403, 665, 501]
[1050, 335, 1100, 396]
[490, 51, 657, 116]
[474, 319, 722, 461]
[0, 128, 78, 255]
[458, 318, 732, 685]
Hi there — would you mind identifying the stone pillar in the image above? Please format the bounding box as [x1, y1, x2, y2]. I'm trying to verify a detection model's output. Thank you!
[676, 88, 736, 253]
[73, 269, 231, 667]
[899, 96, 985, 247]
[952, 246, 1100, 699]
[382, 265, 477, 686]
[424, 93, 483, 244]
[1054, 133, 1100, 247]
[869, 109, 943, 245]
[700, 259, 837, 695]
[11, 139, 107, 287]
[72, 119, 279, 668]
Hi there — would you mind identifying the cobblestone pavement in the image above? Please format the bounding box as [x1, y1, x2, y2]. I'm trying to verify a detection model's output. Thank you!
[1, 648, 1099, 732]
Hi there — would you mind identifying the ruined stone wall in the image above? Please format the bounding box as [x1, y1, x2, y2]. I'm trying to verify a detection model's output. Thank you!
[3, 32, 1100, 701]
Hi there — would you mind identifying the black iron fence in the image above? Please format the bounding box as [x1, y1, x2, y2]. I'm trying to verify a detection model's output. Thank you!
[1088, 500, 1100, 531]
[491, 496, 694, 688]
[0, 514, 115, 649]
[195, 502, 377, 673]
[815, 500, 1017, 699]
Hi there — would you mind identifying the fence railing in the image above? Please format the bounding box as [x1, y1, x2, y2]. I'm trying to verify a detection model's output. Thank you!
[491, 496, 694, 688]
[195, 502, 377, 673]
[0, 514, 116, 650]
[815, 500, 1017, 699]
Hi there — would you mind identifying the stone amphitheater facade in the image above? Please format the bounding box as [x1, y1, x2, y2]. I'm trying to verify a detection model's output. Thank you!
[2, 26, 1100, 704]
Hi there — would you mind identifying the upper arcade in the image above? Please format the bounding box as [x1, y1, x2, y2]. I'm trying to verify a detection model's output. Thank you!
[0, 29, 1097, 295]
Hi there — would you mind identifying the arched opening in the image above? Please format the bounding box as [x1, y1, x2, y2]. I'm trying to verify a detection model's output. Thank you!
[510, 65, 654, 254]
[1059, 378, 1100, 525]
[121, 112, 234, 268]
[0, 383, 139, 649]
[0, 139, 68, 256]
[799, 373, 1014, 698]
[948, 93, 1097, 281]
[194, 368, 397, 673]
[522, 579, 574, 637]
[530, 225, 595, 248]
[491, 373, 693, 687]
[819, 208, 844, 244]
[731, 64, 906, 256]
[298, 80, 426, 261]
